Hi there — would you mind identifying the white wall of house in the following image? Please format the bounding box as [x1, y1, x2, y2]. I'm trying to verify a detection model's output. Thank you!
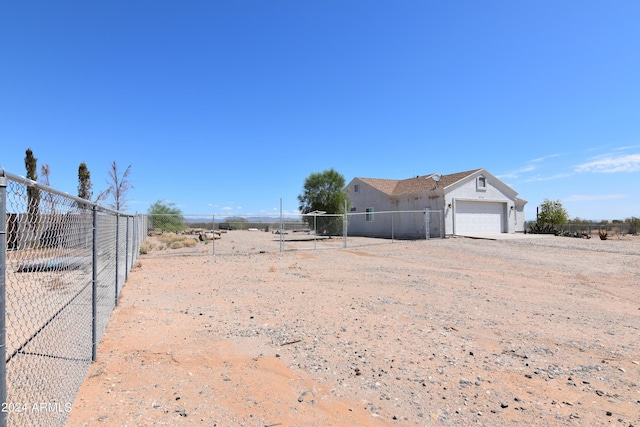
[347, 179, 444, 238]
[347, 170, 526, 238]
[515, 199, 527, 233]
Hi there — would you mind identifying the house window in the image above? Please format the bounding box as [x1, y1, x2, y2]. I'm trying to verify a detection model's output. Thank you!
[354, 184, 359, 193]
[365, 207, 374, 222]
[477, 176, 487, 191]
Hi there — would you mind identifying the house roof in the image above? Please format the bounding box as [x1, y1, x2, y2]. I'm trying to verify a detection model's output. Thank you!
[356, 169, 482, 196]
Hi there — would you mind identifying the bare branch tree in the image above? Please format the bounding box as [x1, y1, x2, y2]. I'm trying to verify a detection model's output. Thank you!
[40, 163, 51, 186]
[39, 163, 56, 213]
[105, 161, 133, 211]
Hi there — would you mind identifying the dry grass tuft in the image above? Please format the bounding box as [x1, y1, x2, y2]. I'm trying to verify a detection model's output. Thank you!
[139, 241, 154, 254]
[140, 234, 199, 253]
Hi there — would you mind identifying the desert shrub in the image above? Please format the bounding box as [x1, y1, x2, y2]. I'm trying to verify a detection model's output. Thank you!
[528, 222, 557, 235]
[156, 234, 198, 249]
[169, 238, 197, 249]
[139, 241, 154, 254]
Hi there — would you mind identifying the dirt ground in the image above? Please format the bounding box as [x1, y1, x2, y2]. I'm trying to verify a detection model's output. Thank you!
[65, 231, 640, 426]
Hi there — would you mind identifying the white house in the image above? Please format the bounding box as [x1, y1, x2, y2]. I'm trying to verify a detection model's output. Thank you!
[346, 168, 527, 238]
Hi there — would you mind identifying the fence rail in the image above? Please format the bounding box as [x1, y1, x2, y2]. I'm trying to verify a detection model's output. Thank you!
[525, 221, 640, 238]
[0, 170, 146, 427]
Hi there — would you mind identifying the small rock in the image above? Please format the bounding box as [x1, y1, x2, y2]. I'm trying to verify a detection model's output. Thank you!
[500, 402, 509, 408]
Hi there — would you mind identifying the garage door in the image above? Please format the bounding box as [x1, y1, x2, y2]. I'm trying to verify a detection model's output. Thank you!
[455, 201, 505, 234]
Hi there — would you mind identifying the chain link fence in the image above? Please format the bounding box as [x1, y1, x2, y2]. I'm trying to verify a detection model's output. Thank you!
[526, 220, 640, 238]
[558, 221, 639, 238]
[0, 170, 145, 427]
[144, 209, 444, 256]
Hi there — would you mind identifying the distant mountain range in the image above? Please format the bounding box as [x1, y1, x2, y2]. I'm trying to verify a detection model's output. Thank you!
[184, 215, 303, 223]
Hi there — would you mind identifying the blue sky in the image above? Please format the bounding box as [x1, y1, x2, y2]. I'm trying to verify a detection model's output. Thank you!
[2, 1, 638, 221]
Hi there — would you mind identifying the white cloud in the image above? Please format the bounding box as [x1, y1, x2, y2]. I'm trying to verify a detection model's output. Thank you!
[497, 165, 537, 180]
[529, 154, 561, 163]
[575, 154, 640, 173]
[500, 154, 563, 180]
[612, 145, 640, 152]
[565, 194, 627, 202]
[524, 173, 572, 182]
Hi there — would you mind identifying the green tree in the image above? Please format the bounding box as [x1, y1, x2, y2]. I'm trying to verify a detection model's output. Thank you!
[297, 168, 348, 233]
[537, 199, 569, 227]
[24, 148, 40, 220]
[78, 162, 93, 201]
[148, 200, 185, 233]
[104, 161, 133, 211]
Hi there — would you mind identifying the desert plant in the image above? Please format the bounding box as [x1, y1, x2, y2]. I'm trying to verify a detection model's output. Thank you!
[148, 200, 186, 233]
[157, 234, 198, 249]
[139, 241, 154, 254]
[528, 222, 557, 235]
[537, 199, 569, 227]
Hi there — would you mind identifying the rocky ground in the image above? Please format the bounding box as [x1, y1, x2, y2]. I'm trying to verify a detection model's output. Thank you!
[65, 232, 640, 426]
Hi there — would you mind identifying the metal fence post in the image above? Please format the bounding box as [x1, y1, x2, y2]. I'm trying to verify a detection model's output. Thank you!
[280, 198, 284, 252]
[91, 207, 98, 361]
[125, 216, 130, 283]
[425, 208, 430, 240]
[115, 214, 120, 306]
[392, 211, 395, 242]
[343, 200, 347, 249]
[0, 171, 8, 427]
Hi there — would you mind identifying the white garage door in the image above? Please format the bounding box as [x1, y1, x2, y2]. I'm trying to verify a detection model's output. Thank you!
[455, 201, 505, 234]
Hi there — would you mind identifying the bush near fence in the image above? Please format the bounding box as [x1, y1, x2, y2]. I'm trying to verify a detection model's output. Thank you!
[527, 220, 639, 237]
